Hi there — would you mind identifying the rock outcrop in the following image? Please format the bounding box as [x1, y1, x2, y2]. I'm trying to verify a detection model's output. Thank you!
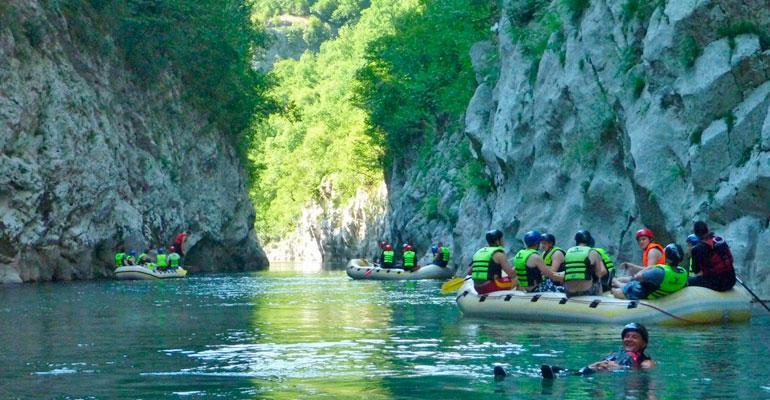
[0, 1, 267, 283]
[381, 1, 770, 294]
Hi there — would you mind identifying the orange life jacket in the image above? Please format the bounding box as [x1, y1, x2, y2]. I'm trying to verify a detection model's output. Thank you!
[642, 242, 666, 267]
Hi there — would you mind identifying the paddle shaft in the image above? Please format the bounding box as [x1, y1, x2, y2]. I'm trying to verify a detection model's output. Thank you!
[737, 275, 770, 313]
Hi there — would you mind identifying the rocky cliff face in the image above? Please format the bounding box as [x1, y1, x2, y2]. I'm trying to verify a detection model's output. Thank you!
[264, 184, 388, 269]
[0, 1, 267, 283]
[382, 0, 770, 294]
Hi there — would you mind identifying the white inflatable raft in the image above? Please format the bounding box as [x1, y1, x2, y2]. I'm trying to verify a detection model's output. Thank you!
[115, 265, 188, 280]
[454, 278, 751, 326]
[346, 259, 454, 280]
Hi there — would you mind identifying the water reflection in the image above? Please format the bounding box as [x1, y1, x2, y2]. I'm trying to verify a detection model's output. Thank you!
[1, 272, 769, 399]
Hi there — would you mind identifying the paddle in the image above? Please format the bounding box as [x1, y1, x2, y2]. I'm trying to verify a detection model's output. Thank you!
[736, 274, 770, 313]
[440, 276, 471, 294]
[364, 268, 374, 278]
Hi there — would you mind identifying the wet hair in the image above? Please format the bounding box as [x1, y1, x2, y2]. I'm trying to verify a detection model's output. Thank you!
[693, 221, 709, 239]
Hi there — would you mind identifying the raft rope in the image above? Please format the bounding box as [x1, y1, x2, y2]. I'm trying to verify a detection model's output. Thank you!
[460, 291, 697, 324]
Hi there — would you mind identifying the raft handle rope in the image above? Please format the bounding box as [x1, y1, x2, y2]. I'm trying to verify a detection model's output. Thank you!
[504, 295, 512, 301]
[627, 301, 638, 309]
[461, 292, 698, 324]
[531, 294, 542, 303]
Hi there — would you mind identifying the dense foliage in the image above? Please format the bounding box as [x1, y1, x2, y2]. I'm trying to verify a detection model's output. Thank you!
[355, 0, 496, 167]
[249, 0, 417, 240]
[56, 0, 273, 143]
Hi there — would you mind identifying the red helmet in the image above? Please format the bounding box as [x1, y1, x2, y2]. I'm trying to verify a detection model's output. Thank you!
[385, 244, 392, 250]
[635, 228, 654, 240]
[405, 244, 413, 251]
[169, 245, 176, 252]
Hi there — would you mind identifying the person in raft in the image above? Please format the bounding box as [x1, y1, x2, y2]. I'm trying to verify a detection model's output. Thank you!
[513, 230, 563, 292]
[433, 242, 451, 267]
[684, 234, 699, 276]
[468, 229, 519, 294]
[381, 244, 395, 269]
[563, 230, 608, 297]
[611, 243, 688, 300]
[688, 221, 736, 291]
[401, 244, 418, 272]
[115, 247, 127, 268]
[168, 246, 182, 270]
[613, 228, 666, 288]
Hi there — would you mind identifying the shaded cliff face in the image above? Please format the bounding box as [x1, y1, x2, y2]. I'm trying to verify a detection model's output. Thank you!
[384, 1, 770, 293]
[0, 2, 267, 282]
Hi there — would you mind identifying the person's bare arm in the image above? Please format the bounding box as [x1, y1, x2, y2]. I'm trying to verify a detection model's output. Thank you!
[646, 248, 662, 267]
[641, 359, 655, 369]
[494, 252, 519, 286]
[591, 250, 608, 278]
[622, 262, 644, 275]
[531, 254, 560, 282]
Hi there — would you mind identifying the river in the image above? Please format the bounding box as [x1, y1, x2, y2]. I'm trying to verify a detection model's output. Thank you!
[1, 271, 769, 399]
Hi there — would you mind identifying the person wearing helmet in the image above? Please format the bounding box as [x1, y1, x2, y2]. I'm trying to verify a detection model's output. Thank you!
[156, 247, 168, 272]
[125, 250, 137, 266]
[513, 230, 562, 292]
[433, 241, 451, 268]
[380, 244, 395, 269]
[540, 234, 565, 273]
[613, 228, 666, 288]
[402, 244, 418, 272]
[114, 247, 127, 269]
[174, 230, 190, 256]
[137, 249, 150, 267]
[468, 229, 519, 294]
[612, 243, 687, 300]
[168, 245, 181, 270]
[563, 230, 607, 297]
[537, 322, 655, 379]
[684, 234, 699, 276]
[687, 221, 736, 291]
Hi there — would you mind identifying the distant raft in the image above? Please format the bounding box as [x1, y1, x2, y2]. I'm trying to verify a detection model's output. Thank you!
[115, 265, 188, 280]
[346, 259, 454, 280]
[454, 278, 751, 326]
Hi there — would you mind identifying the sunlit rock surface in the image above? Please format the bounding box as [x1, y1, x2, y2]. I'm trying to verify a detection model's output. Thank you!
[381, 0, 770, 294]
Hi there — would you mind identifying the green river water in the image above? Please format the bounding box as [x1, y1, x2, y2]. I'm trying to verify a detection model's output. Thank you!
[1, 270, 769, 399]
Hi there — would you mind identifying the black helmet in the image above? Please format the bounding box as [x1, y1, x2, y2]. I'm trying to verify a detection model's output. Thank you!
[485, 229, 504, 245]
[621, 322, 649, 344]
[542, 233, 556, 245]
[574, 230, 593, 246]
[664, 243, 684, 265]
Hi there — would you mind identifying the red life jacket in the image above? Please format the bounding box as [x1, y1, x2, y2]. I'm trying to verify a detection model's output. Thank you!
[642, 242, 666, 267]
[703, 236, 734, 276]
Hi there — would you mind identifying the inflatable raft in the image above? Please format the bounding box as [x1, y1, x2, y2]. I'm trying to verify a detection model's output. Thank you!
[346, 259, 454, 280]
[454, 278, 751, 326]
[115, 265, 188, 280]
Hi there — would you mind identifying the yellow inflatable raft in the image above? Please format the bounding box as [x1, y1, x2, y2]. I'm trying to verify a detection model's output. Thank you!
[346, 259, 454, 280]
[454, 278, 751, 326]
[115, 265, 188, 280]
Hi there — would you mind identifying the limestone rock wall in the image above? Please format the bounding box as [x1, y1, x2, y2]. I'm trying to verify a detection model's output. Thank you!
[0, 1, 268, 282]
[264, 184, 388, 269]
[384, 0, 770, 294]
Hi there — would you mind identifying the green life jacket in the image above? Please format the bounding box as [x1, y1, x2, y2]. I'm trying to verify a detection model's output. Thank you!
[564, 246, 592, 282]
[403, 251, 416, 267]
[543, 247, 565, 268]
[647, 264, 688, 299]
[125, 255, 136, 265]
[168, 253, 181, 267]
[115, 252, 126, 268]
[138, 253, 148, 265]
[594, 248, 614, 272]
[514, 248, 539, 287]
[441, 246, 451, 263]
[383, 250, 394, 263]
[471, 246, 505, 282]
[156, 253, 168, 268]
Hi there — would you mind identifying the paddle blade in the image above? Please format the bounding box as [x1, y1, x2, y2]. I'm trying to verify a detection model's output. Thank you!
[440, 277, 469, 294]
